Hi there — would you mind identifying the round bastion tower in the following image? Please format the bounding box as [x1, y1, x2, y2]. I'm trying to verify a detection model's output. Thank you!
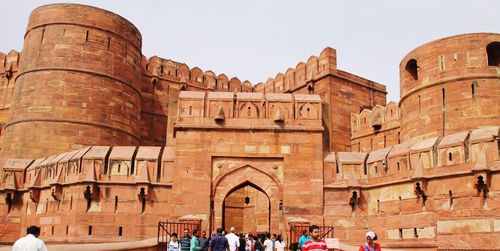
[399, 33, 500, 142]
[1, 4, 143, 158]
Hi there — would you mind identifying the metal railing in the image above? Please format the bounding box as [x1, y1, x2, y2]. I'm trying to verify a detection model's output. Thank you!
[158, 220, 202, 250]
[288, 223, 334, 250]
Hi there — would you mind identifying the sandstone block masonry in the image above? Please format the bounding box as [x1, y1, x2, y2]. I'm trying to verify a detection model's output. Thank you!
[0, 3, 499, 250]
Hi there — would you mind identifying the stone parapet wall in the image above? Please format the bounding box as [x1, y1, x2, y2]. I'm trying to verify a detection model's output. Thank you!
[0, 146, 172, 243]
[175, 91, 323, 130]
[252, 47, 385, 95]
[144, 56, 254, 93]
[327, 126, 498, 184]
[350, 102, 401, 152]
[0, 50, 21, 127]
[324, 126, 499, 249]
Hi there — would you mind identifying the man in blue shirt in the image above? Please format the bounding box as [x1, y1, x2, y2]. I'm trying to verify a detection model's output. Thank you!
[199, 231, 210, 251]
[180, 228, 191, 251]
[298, 230, 311, 251]
[210, 227, 229, 251]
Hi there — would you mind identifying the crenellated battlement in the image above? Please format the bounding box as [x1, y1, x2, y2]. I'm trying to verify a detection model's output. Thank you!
[3, 126, 496, 199]
[0, 50, 21, 74]
[144, 56, 253, 92]
[175, 91, 323, 130]
[351, 102, 400, 136]
[252, 47, 385, 94]
[0, 50, 22, 124]
[254, 47, 337, 93]
[0, 50, 21, 89]
[6, 146, 173, 193]
[326, 126, 499, 186]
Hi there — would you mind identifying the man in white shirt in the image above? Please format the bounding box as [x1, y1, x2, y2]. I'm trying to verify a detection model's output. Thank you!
[169, 232, 180, 251]
[225, 227, 240, 251]
[263, 233, 273, 251]
[12, 225, 48, 251]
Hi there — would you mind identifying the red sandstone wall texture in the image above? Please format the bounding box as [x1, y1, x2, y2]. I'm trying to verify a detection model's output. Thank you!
[0, 3, 499, 250]
[0, 5, 386, 159]
[139, 56, 255, 146]
[1, 4, 143, 159]
[224, 188, 270, 234]
[324, 126, 500, 249]
[399, 33, 500, 142]
[0, 51, 21, 128]
[350, 102, 401, 152]
[252, 48, 387, 152]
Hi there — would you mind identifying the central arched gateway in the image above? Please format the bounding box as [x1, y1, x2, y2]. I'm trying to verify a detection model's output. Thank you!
[212, 164, 283, 234]
[222, 181, 270, 233]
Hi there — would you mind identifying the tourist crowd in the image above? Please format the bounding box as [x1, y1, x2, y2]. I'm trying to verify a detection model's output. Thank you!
[167, 227, 287, 251]
[167, 225, 381, 251]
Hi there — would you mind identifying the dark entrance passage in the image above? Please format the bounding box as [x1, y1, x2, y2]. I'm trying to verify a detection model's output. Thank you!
[222, 181, 270, 233]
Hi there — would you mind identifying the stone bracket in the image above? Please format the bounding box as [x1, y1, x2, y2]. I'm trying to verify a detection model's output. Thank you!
[472, 170, 490, 198]
[83, 183, 99, 208]
[83, 183, 99, 211]
[29, 188, 41, 203]
[137, 184, 149, 201]
[50, 183, 63, 201]
[3, 190, 15, 213]
[348, 187, 361, 211]
[413, 179, 428, 205]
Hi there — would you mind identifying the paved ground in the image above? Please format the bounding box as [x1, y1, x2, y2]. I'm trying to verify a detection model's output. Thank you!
[1, 240, 410, 251]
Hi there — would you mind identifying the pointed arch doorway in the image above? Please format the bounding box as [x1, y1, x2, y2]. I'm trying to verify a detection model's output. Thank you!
[212, 163, 283, 235]
[222, 181, 270, 233]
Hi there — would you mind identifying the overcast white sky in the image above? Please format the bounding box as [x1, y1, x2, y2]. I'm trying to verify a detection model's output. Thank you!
[1, 1, 499, 102]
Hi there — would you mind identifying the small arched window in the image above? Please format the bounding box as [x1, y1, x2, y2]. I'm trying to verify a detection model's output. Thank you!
[405, 59, 418, 80]
[486, 42, 500, 66]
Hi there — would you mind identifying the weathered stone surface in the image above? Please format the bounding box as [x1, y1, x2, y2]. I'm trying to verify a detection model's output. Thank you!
[0, 4, 498, 251]
[437, 219, 492, 233]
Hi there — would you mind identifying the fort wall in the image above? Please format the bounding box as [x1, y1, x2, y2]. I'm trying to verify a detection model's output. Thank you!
[253, 48, 387, 152]
[399, 33, 500, 141]
[0, 4, 144, 159]
[324, 126, 499, 249]
[351, 102, 401, 152]
[0, 3, 498, 250]
[0, 146, 172, 243]
[1, 125, 496, 246]
[138, 56, 255, 146]
[0, 50, 21, 129]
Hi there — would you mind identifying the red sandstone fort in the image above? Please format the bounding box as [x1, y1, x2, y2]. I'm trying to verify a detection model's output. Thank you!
[0, 3, 499, 250]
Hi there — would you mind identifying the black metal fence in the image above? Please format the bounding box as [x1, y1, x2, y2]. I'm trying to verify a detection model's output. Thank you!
[158, 220, 202, 250]
[288, 223, 335, 250]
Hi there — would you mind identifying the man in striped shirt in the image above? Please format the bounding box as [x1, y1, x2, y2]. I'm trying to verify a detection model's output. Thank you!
[301, 225, 327, 251]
